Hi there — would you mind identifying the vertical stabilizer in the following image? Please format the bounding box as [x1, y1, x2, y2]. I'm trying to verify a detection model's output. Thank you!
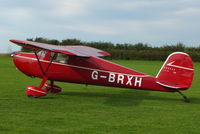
[156, 52, 194, 90]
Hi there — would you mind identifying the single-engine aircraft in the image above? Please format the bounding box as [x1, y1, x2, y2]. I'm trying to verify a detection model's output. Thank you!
[10, 40, 194, 102]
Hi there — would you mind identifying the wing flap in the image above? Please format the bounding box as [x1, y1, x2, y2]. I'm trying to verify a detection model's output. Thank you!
[10, 39, 110, 57]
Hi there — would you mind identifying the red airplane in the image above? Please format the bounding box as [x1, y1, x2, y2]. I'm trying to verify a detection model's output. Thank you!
[10, 39, 194, 102]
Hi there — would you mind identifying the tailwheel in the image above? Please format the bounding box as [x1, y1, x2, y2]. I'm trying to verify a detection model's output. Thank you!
[44, 82, 61, 94]
[175, 89, 190, 103]
[26, 86, 46, 98]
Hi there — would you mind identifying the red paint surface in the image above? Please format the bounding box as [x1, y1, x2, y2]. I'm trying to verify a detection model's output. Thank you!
[10, 40, 194, 96]
[12, 51, 194, 92]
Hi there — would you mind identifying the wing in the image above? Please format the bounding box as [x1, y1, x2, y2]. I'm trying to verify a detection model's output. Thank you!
[10, 39, 110, 57]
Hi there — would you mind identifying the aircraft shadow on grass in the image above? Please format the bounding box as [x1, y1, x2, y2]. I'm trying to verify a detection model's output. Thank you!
[57, 89, 195, 106]
[187, 97, 200, 104]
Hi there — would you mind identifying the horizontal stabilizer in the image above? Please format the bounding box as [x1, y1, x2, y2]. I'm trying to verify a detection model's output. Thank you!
[156, 80, 188, 89]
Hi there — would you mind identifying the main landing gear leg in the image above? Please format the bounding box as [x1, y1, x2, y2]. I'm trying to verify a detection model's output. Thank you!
[175, 89, 190, 103]
[26, 51, 61, 98]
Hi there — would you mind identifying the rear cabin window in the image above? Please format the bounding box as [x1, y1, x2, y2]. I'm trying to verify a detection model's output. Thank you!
[54, 53, 69, 64]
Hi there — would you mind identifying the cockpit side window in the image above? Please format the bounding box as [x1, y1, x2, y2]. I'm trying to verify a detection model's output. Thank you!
[54, 53, 69, 64]
[37, 51, 47, 58]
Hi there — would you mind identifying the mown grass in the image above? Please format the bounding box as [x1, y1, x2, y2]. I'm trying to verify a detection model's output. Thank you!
[0, 55, 200, 134]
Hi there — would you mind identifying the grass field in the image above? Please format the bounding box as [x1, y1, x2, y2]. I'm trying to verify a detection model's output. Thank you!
[1, 55, 200, 134]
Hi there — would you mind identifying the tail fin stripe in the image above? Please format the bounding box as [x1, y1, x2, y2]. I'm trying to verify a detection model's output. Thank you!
[167, 61, 194, 71]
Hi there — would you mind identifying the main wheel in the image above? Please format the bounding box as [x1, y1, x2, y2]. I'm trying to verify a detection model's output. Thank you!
[26, 86, 46, 97]
[44, 83, 61, 94]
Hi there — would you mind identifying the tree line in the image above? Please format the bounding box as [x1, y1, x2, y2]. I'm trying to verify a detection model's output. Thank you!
[21, 37, 200, 62]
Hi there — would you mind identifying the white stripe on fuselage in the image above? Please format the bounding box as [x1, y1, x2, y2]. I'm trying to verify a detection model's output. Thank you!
[15, 55, 150, 78]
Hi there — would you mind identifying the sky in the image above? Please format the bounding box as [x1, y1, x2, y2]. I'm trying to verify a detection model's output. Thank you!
[1, 0, 200, 53]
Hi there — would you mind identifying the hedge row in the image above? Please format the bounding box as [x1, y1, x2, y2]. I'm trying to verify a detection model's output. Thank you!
[21, 37, 200, 62]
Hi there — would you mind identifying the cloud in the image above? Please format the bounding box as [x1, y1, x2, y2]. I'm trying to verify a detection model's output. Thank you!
[1, 0, 200, 53]
[62, 24, 116, 35]
[174, 7, 200, 17]
[49, 0, 91, 18]
[118, 1, 166, 11]
[0, 8, 33, 24]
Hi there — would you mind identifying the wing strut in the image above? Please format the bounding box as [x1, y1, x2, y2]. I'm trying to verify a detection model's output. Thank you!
[26, 51, 61, 98]
[33, 50, 57, 88]
[34, 50, 45, 75]
[44, 54, 55, 74]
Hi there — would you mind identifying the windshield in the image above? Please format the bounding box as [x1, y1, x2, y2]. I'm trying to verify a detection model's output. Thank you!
[54, 53, 69, 64]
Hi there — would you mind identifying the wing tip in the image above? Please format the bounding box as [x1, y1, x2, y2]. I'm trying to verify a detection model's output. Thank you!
[9, 39, 16, 43]
[10, 39, 23, 44]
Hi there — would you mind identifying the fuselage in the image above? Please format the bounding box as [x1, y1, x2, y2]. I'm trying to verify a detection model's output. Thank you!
[13, 51, 172, 92]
